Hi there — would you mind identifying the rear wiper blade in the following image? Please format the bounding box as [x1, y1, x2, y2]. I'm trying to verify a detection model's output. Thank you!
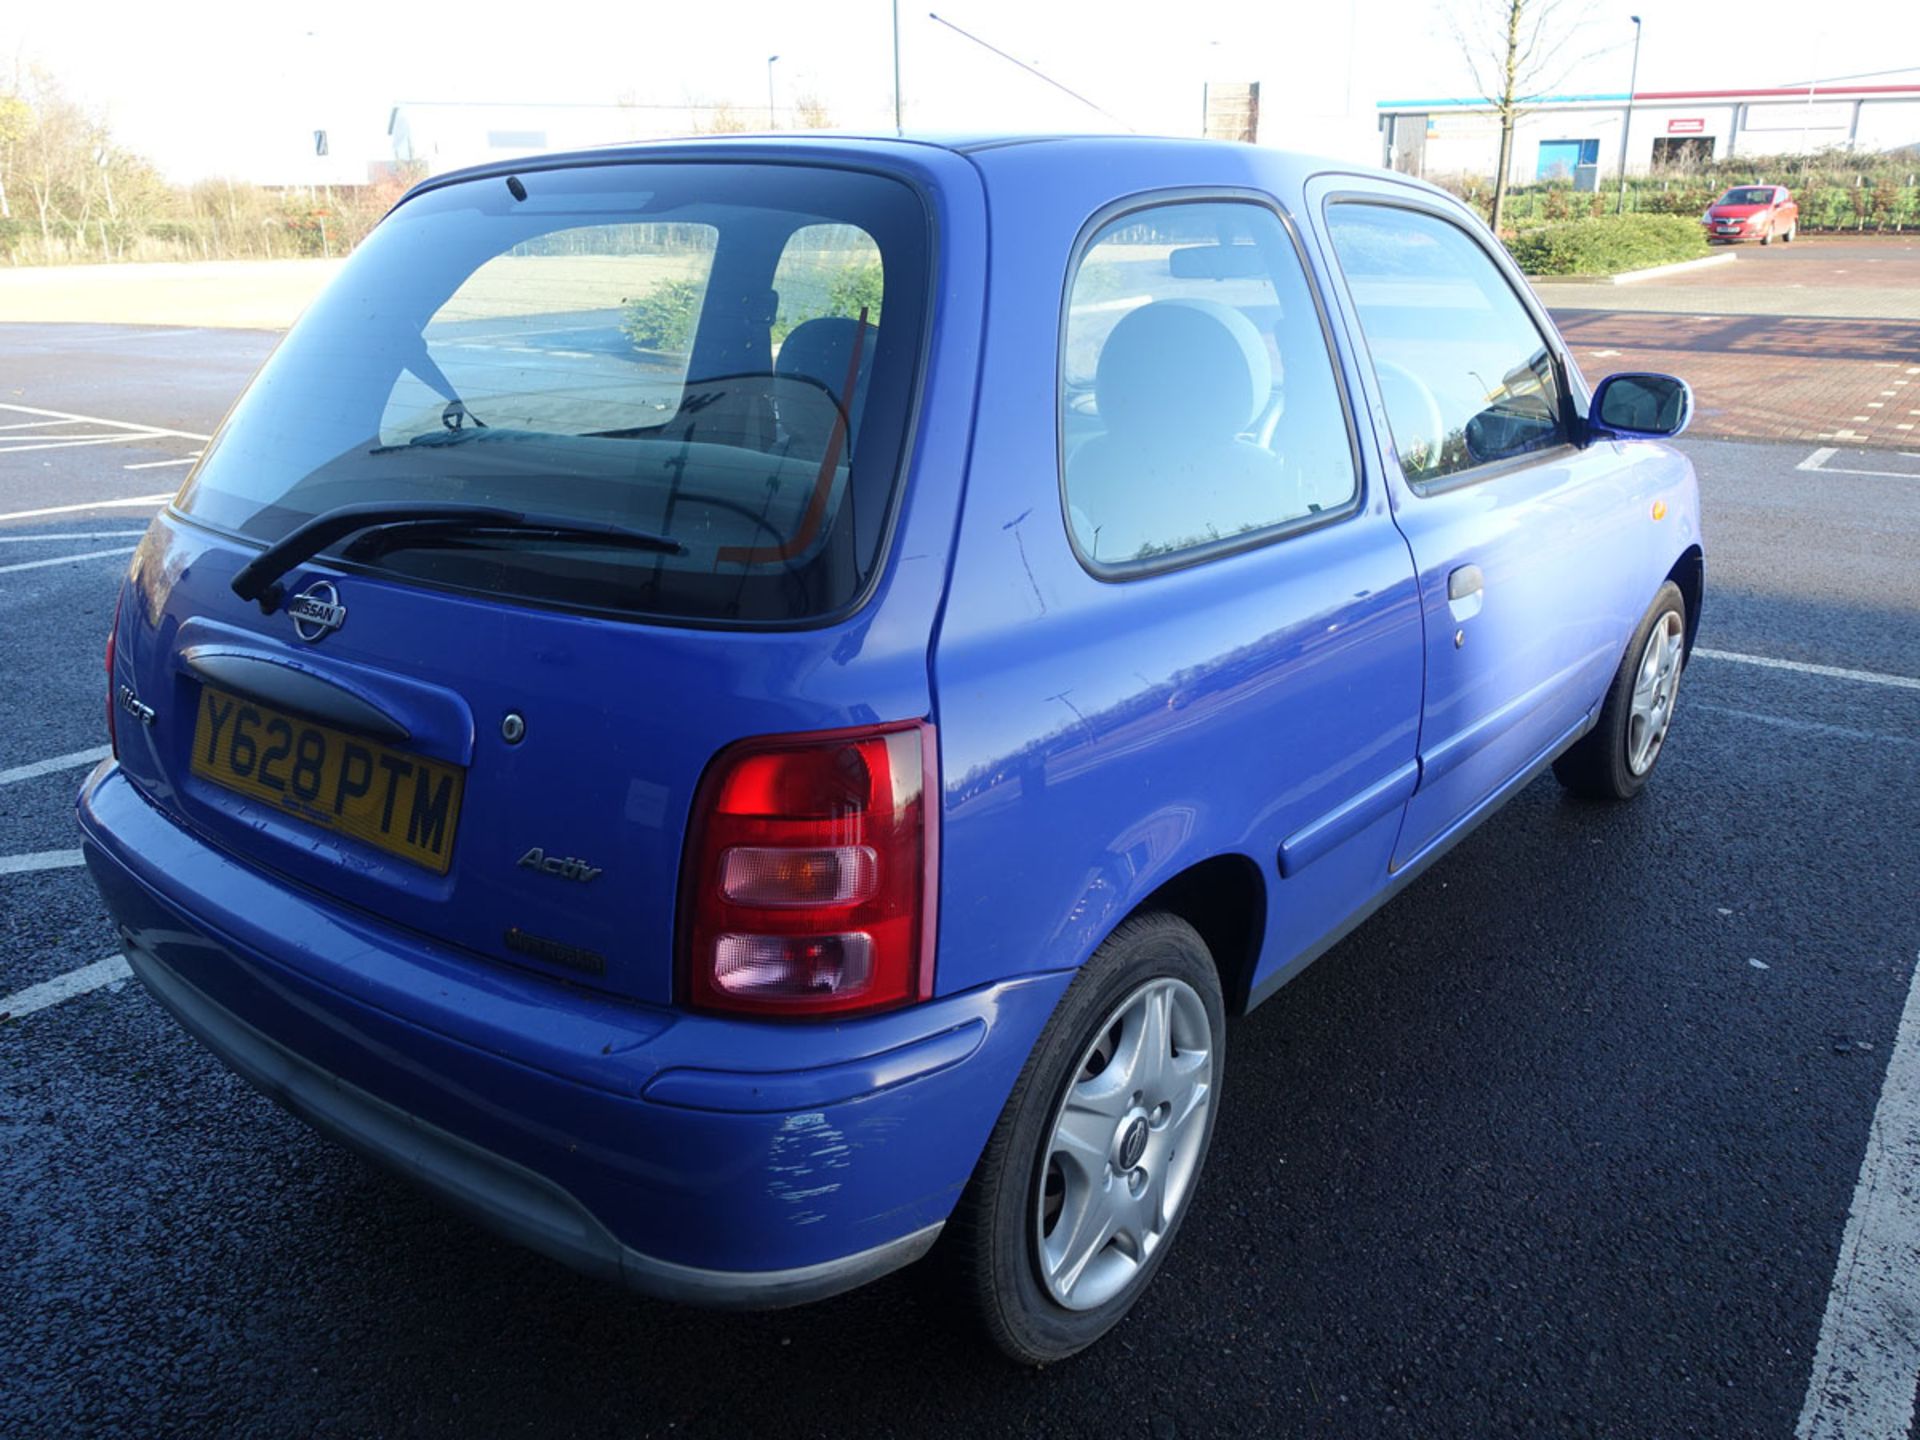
[230, 502, 683, 611]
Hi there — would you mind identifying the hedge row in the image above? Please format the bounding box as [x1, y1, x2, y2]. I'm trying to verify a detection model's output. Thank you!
[1503, 214, 1710, 276]
[1486, 181, 1919, 232]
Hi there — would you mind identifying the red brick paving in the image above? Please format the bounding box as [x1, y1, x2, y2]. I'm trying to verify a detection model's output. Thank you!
[1550, 310, 1920, 448]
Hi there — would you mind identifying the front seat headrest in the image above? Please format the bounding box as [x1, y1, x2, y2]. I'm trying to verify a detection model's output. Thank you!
[775, 315, 877, 439]
[1093, 298, 1271, 449]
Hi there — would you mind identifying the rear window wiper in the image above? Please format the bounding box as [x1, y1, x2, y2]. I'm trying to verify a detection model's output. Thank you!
[231, 502, 684, 612]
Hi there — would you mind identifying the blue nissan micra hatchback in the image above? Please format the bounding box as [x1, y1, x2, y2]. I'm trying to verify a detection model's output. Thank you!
[79, 133, 1700, 1362]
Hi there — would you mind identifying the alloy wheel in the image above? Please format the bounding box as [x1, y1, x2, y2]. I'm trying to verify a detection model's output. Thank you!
[1626, 610, 1685, 775]
[1033, 976, 1214, 1311]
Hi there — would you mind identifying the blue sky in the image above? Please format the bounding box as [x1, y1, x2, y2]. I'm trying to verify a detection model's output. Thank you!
[5, 0, 1914, 180]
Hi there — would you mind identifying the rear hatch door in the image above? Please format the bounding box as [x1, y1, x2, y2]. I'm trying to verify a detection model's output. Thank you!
[107, 151, 969, 1005]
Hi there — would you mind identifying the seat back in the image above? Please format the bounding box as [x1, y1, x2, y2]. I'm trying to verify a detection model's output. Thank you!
[1066, 299, 1293, 565]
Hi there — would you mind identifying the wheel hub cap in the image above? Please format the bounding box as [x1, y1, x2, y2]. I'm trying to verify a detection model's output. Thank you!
[1115, 1114, 1150, 1171]
[1034, 976, 1214, 1311]
[1626, 611, 1685, 776]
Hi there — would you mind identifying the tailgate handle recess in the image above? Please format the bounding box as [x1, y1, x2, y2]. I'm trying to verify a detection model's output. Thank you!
[180, 649, 412, 744]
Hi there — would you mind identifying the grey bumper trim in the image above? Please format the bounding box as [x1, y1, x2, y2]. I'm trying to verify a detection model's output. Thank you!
[127, 945, 943, 1310]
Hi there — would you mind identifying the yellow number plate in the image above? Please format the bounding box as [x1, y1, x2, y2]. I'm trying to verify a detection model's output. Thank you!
[190, 686, 465, 874]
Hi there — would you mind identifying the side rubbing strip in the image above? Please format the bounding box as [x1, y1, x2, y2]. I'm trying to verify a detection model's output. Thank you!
[1277, 760, 1419, 878]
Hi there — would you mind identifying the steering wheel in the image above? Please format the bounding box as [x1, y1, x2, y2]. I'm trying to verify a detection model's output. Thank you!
[1371, 358, 1447, 475]
[1246, 385, 1285, 451]
[676, 369, 854, 440]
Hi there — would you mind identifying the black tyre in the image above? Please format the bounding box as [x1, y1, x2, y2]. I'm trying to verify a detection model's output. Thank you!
[944, 912, 1225, 1364]
[1553, 580, 1687, 801]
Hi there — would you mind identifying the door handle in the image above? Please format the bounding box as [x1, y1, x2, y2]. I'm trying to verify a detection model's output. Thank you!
[1447, 564, 1484, 623]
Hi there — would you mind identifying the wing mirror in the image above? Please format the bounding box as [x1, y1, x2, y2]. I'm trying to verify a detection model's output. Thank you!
[1587, 372, 1693, 442]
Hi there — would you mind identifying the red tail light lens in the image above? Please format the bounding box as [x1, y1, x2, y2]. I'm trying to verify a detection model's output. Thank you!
[105, 589, 122, 758]
[682, 722, 936, 1018]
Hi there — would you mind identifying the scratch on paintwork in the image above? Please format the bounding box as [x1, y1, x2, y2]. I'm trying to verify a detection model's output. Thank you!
[766, 1111, 853, 1227]
[1001, 510, 1046, 614]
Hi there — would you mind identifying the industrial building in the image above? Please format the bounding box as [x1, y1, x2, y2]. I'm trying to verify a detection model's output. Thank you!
[388, 101, 731, 176]
[1378, 84, 1920, 183]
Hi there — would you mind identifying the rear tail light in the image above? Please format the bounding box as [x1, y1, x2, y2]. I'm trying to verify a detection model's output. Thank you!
[105, 588, 122, 758]
[681, 722, 936, 1018]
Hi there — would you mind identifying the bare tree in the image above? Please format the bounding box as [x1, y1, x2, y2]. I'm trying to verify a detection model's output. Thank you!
[0, 93, 28, 219]
[1451, 0, 1597, 233]
[15, 77, 94, 249]
[690, 101, 753, 135]
[792, 94, 833, 130]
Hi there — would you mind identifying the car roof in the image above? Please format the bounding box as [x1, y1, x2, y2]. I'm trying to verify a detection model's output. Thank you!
[400, 131, 1391, 205]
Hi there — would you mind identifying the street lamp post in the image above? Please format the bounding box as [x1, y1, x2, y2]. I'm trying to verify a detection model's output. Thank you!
[892, 1, 903, 135]
[1615, 15, 1643, 215]
[767, 54, 780, 129]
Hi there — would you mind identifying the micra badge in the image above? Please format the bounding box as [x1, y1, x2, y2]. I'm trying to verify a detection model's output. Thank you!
[517, 847, 602, 883]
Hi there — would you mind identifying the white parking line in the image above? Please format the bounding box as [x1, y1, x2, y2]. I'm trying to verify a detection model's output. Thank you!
[122, 455, 201, 471]
[1795, 950, 1920, 1440]
[0, 496, 169, 523]
[0, 402, 210, 443]
[0, 849, 85, 876]
[0, 545, 138, 577]
[1696, 650, 1920, 694]
[0, 746, 111, 786]
[0, 955, 130, 1022]
[0, 532, 145, 544]
[1694, 705, 1920, 748]
[0, 434, 177, 456]
[1797, 446, 1920, 481]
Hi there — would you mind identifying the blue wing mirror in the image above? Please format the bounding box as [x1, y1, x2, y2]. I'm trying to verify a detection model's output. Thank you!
[1586, 372, 1693, 442]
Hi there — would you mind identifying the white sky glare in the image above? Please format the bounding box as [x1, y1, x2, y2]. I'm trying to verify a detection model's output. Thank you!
[4, 0, 1915, 182]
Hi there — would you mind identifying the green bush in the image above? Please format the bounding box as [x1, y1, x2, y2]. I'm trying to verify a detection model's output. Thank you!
[1504, 214, 1709, 276]
[772, 260, 885, 343]
[624, 262, 886, 356]
[621, 277, 706, 353]
[823, 262, 883, 326]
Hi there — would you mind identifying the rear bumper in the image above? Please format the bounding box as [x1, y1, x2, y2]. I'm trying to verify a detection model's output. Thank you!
[78, 762, 1068, 1308]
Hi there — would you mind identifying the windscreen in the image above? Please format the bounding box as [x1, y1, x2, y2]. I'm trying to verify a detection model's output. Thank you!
[175, 162, 929, 624]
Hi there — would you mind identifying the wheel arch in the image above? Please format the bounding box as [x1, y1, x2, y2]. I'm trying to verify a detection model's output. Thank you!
[1128, 852, 1268, 1017]
[1666, 544, 1703, 658]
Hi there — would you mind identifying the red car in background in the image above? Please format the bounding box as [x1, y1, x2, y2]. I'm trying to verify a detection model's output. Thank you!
[1702, 185, 1799, 245]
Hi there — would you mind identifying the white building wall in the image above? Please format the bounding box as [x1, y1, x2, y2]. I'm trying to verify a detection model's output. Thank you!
[1384, 95, 1920, 184]
[1847, 98, 1920, 152]
[389, 103, 704, 177]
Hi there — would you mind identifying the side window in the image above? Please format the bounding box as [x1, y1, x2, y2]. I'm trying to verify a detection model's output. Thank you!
[769, 224, 885, 458]
[382, 222, 718, 444]
[1324, 203, 1568, 486]
[1062, 201, 1357, 571]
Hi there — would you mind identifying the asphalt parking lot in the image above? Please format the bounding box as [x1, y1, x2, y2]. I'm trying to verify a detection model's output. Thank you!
[2, 314, 1918, 1439]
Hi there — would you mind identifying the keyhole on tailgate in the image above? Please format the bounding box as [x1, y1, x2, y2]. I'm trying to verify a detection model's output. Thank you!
[501, 712, 526, 744]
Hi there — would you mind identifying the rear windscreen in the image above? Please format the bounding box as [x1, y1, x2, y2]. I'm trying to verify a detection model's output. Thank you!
[176, 162, 929, 624]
